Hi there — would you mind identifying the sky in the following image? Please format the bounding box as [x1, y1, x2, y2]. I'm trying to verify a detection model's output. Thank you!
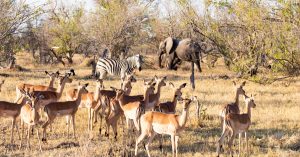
[26, 0, 207, 16]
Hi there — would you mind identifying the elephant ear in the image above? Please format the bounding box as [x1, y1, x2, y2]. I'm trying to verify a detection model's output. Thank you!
[165, 37, 174, 55]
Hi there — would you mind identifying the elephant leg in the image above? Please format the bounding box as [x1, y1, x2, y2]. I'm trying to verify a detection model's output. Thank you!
[166, 53, 175, 70]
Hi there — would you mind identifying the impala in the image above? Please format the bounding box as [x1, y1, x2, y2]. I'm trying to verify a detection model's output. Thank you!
[15, 70, 60, 103]
[104, 75, 139, 139]
[155, 82, 187, 113]
[29, 73, 73, 111]
[146, 75, 167, 110]
[217, 94, 256, 157]
[113, 81, 156, 132]
[41, 83, 89, 142]
[19, 90, 44, 150]
[0, 99, 23, 144]
[66, 79, 104, 131]
[219, 81, 246, 127]
[135, 97, 196, 157]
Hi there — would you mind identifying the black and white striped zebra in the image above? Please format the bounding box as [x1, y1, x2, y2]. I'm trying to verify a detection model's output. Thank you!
[95, 54, 143, 82]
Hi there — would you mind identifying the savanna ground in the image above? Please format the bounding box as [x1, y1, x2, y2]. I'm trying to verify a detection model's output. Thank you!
[0, 53, 299, 157]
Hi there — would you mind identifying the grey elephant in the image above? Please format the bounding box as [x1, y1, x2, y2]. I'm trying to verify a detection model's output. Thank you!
[157, 37, 205, 72]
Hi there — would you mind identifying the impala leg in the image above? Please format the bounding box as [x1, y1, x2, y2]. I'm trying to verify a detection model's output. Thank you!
[133, 118, 140, 131]
[27, 125, 31, 150]
[175, 135, 179, 157]
[228, 131, 235, 157]
[245, 132, 249, 156]
[15, 120, 21, 140]
[42, 116, 53, 143]
[112, 120, 118, 140]
[159, 134, 163, 151]
[145, 133, 157, 157]
[217, 128, 228, 156]
[238, 133, 241, 157]
[19, 120, 24, 149]
[10, 118, 15, 144]
[67, 117, 70, 139]
[171, 135, 175, 157]
[34, 127, 41, 151]
[135, 132, 148, 156]
[88, 108, 91, 131]
[91, 109, 95, 131]
[72, 115, 76, 139]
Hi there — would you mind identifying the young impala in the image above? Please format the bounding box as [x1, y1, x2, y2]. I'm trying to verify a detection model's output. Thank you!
[135, 97, 196, 157]
[217, 94, 256, 157]
[41, 83, 89, 142]
[19, 90, 44, 150]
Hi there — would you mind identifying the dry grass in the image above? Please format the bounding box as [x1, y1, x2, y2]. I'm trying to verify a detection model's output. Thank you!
[0, 52, 299, 156]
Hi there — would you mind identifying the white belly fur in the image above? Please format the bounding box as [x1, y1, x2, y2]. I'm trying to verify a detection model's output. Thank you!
[124, 109, 137, 120]
[152, 123, 176, 135]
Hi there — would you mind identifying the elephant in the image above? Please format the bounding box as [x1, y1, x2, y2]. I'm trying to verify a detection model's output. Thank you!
[157, 37, 205, 72]
[158, 37, 208, 90]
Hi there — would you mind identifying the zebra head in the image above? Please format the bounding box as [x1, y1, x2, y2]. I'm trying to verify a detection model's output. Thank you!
[128, 54, 143, 71]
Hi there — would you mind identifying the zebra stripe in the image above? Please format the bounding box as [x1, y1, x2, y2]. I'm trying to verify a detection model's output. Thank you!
[95, 54, 143, 81]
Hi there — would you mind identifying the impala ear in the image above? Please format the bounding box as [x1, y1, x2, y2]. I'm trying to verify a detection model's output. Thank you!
[152, 82, 156, 86]
[232, 81, 237, 86]
[56, 71, 60, 75]
[180, 83, 187, 89]
[163, 76, 167, 80]
[154, 75, 158, 80]
[168, 82, 175, 88]
[84, 83, 89, 87]
[45, 71, 49, 75]
[70, 69, 75, 76]
[241, 81, 246, 87]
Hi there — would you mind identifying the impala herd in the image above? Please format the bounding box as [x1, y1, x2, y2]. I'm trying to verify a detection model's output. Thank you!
[0, 69, 257, 157]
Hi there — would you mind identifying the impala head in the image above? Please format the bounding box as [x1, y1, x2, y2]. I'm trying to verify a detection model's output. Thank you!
[58, 74, 73, 85]
[244, 94, 256, 108]
[96, 79, 105, 89]
[154, 75, 167, 87]
[169, 82, 187, 101]
[66, 69, 76, 76]
[144, 81, 156, 95]
[77, 82, 89, 93]
[180, 97, 193, 110]
[233, 81, 246, 96]
[126, 74, 137, 83]
[0, 80, 4, 92]
[111, 87, 125, 100]
[143, 79, 155, 94]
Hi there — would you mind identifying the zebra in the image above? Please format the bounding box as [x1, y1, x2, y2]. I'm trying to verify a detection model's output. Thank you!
[95, 54, 144, 82]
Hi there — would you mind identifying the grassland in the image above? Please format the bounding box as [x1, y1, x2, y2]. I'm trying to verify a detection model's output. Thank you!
[0, 53, 299, 157]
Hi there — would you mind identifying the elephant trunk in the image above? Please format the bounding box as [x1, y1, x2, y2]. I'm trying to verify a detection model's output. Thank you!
[157, 50, 163, 68]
